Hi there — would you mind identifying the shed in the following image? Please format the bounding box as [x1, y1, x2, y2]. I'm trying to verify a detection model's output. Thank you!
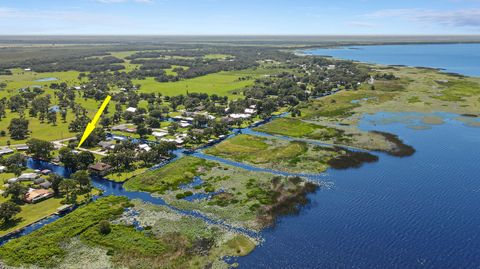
[39, 181, 52, 189]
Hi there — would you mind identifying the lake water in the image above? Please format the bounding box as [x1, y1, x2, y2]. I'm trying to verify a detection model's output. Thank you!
[35, 77, 58, 82]
[237, 113, 480, 268]
[303, 43, 480, 77]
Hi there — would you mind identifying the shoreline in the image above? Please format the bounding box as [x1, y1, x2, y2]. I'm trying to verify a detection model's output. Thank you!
[295, 43, 480, 78]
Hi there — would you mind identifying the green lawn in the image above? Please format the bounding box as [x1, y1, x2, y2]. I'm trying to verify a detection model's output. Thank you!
[0, 198, 63, 237]
[134, 67, 288, 98]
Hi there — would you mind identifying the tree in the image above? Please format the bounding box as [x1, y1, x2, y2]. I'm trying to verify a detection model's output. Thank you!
[8, 118, 29, 140]
[3, 183, 28, 204]
[49, 173, 64, 196]
[77, 151, 95, 170]
[0, 202, 21, 223]
[168, 122, 179, 135]
[98, 220, 111, 235]
[59, 147, 78, 169]
[71, 170, 91, 190]
[60, 109, 67, 123]
[27, 138, 54, 160]
[136, 124, 151, 139]
[100, 117, 112, 129]
[78, 128, 105, 148]
[47, 111, 57, 125]
[4, 153, 26, 176]
[59, 179, 79, 204]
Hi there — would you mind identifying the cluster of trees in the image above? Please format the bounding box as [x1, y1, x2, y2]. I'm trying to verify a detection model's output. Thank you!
[8, 118, 29, 140]
[17, 56, 124, 73]
[296, 58, 371, 95]
[59, 148, 96, 170]
[102, 140, 176, 172]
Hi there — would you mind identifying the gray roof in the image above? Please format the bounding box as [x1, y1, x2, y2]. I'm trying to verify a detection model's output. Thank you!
[39, 181, 52, 189]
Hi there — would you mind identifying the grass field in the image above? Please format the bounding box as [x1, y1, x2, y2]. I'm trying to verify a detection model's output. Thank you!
[204, 134, 337, 173]
[0, 198, 63, 237]
[0, 196, 130, 267]
[124, 156, 215, 193]
[105, 167, 148, 183]
[134, 66, 288, 98]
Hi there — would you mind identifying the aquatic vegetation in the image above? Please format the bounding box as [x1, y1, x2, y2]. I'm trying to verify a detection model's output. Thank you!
[124, 156, 216, 193]
[371, 131, 415, 157]
[0, 196, 130, 267]
[327, 148, 379, 169]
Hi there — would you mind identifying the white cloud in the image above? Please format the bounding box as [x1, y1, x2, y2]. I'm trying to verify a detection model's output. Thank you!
[346, 21, 378, 28]
[366, 8, 480, 28]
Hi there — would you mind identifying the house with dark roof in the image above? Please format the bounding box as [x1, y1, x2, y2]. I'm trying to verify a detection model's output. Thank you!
[88, 162, 113, 176]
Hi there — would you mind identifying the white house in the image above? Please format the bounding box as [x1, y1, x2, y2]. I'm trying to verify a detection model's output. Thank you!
[244, 108, 256, 114]
[0, 166, 6, 173]
[0, 148, 14, 155]
[138, 144, 151, 152]
[230, 113, 251, 119]
[180, 121, 191, 128]
[18, 173, 39, 181]
[126, 107, 137, 113]
[152, 131, 168, 138]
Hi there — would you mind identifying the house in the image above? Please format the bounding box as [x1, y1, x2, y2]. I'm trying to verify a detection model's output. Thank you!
[229, 113, 251, 119]
[172, 116, 193, 122]
[48, 105, 60, 113]
[112, 124, 130, 132]
[24, 68, 31, 71]
[7, 178, 18, 184]
[18, 173, 39, 181]
[41, 169, 51, 175]
[39, 181, 52, 189]
[98, 141, 116, 150]
[25, 188, 54, 204]
[152, 131, 168, 138]
[16, 145, 29, 151]
[0, 166, 6, 173]
[126, 107, 137, 113]
[34, 177, 46, 184]
[0, 148, 14, 156]
[244, 108, 256, 114]
[73, 86, 82, 90]
[179, 121, 191, 128]
[88, 162, 113, 176]
[138, 144, 151, 152]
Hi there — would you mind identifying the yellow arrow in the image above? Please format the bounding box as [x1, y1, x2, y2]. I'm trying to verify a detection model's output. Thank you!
[77, 95, 111, 149]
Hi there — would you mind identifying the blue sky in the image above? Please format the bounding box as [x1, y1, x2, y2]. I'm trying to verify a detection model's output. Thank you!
[0, 0, 479, 35]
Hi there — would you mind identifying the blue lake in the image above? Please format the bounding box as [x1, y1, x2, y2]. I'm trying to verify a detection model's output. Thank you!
[35, 77, 58, 82]
[303, 43, 480, 77]
[237, 113, 480, 268]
